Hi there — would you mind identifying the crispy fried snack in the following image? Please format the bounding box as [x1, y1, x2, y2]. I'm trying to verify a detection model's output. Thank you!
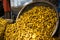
[5, 6, 58, 40]
[0, 18, 8, 37]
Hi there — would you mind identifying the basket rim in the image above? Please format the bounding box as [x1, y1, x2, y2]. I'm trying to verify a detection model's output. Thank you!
[16, 1, 59, 37]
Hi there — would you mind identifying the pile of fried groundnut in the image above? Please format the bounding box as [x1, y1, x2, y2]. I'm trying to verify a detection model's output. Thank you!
[0, 18, 8, 37]
[0, 6, 59, 40]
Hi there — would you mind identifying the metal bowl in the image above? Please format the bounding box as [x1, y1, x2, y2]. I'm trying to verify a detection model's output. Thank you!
[16, 1, 59, 37]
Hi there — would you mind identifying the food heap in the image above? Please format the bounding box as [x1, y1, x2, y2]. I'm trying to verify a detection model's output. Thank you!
[0, 18, 8, 37]
[4, 6, 58, 40]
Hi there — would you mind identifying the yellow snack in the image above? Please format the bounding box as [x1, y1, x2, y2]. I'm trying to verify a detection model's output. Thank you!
[5, 6, 58, 40]
[0, 18, 8, 37]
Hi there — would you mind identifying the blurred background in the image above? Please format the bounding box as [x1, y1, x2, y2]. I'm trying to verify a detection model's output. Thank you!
[10, 0, 58, 18]
[0, 0, 59, 18]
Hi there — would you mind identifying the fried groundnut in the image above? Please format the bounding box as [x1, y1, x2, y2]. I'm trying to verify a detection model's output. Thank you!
[5, 23, 39, 40]
[17, 6, 57, 36]
[0, 18, 8, 37]
[5, 6, 58, 40]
